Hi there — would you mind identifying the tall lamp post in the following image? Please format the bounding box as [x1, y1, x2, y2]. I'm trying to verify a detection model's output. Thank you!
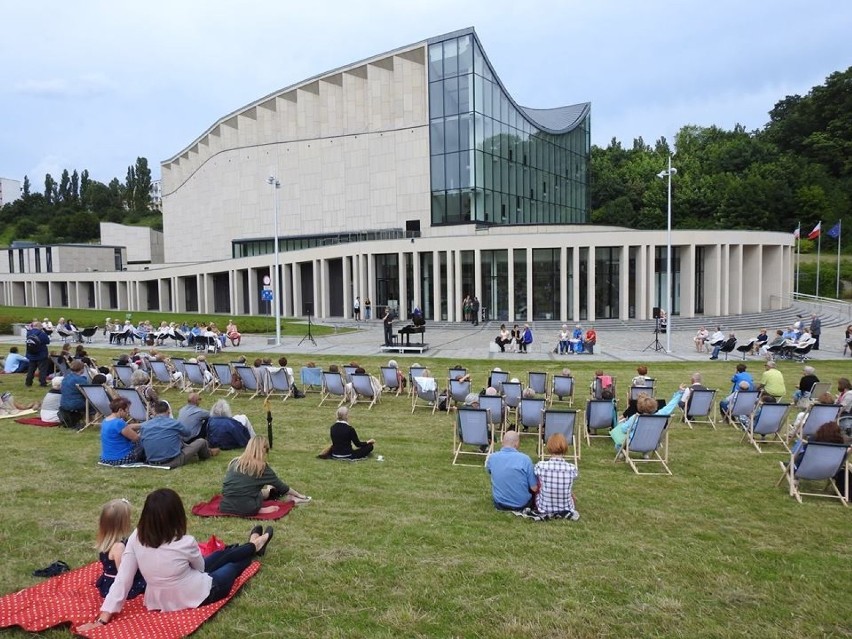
[656, 156, 677, 353]
[266, 176, 282, 346]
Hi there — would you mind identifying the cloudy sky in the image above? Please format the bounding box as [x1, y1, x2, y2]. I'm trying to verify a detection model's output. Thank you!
[1, 0, 849, 186]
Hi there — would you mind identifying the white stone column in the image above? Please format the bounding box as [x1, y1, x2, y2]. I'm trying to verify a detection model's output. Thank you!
[453, 250, 463, 322]
[507, 249, 515, 321]
[343, 256, 352, 320]
[525, 248, 533, 322]
[292, 263, 303, 318]
[619, 245, 629, 320]
[571, 247, 581, 321]
[317, 259, 327, 319]
[560, 246, 568, 322]
[586, 246, 596, 321]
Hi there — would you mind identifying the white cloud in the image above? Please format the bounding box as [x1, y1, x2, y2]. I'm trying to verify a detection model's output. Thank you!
[13, 73, 112, 98]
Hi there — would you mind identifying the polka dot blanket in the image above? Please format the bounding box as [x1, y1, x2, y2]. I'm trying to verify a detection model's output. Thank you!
[0, 560, 260, 638]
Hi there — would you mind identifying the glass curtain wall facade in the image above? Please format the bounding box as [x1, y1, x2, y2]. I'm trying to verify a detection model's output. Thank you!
[428, 32, 589, 226]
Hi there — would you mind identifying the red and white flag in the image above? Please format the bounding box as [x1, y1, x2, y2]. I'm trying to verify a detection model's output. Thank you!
[793, 224, 800, 239]
[807, 221, 821, 240]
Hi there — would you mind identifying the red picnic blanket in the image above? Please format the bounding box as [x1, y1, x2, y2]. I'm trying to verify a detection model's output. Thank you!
[191, 494, 294, 520]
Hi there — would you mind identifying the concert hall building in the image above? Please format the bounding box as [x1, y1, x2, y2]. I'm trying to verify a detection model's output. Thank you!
[0, 28, 794, 322]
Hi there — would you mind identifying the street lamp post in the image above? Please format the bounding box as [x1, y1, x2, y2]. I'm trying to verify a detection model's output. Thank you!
[267, 176, 281, 346]
[657, 156, 677, 353]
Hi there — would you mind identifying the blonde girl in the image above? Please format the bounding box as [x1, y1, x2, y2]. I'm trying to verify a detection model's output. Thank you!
[95, 499, 146, 599]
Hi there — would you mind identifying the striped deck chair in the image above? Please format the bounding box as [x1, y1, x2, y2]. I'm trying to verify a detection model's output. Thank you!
[452, 407, 493, 467]
[320, 371, 348, 407]
[776, 442, 850, 505]
[615, 414, 672, 475]
[541, 409, 579, 464]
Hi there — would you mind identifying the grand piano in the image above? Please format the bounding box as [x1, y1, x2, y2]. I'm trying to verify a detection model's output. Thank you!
[383, 313, 428, 353]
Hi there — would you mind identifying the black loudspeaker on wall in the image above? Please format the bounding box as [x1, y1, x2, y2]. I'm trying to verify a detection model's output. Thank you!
[652, 307, 662, 319]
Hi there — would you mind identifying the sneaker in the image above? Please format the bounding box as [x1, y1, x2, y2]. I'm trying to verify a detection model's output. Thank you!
[569, 510, 580, 521]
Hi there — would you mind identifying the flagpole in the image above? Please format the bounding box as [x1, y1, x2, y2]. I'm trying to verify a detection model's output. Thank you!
[795, 222, 800, 297]
[836, 220, 842, 299]
[816, 225, 821, 297]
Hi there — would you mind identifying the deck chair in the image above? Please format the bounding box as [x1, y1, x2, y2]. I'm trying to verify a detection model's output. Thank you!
[776, 442, 850, 505]
[448, 367, 468, 382]
[77, 384, 113, 431]
[452, 407, 493, 466]
[80, 326, 99, 343]
[300, 366, 324, 394]
[489, 369, 509, 395]
[171, 358, 187, 386]
[320, 371, 348, 407]
[351, 373, 380, 410]
[736, 338, 756, 360]
[479, 394, 506, 438]
[682, 388, 718, 429]
[616, 414, 672, 475]
[113, 365, 134, 388]
[801, 381, 831, 406]
[797, 404, 842, 440]
[148, 360, 177, 390]
[112, 387, 148, 422]
[742, 403, 791, 453]
[343, 365, 358, 383]
[411, 376, 438, 415]
[184, 362, 213, 393]
[502, 381, 522, 425]
[210, 363, 234, 394]
[628, 385, 656, 402]
[724, 390, 760, 429]
[517, 397, 546, 442]
[52, 355, 69, 376]
[448, 378, 472, 412]
[584, 399, 616, 445]
[541, 409, 579, 464]
[528, 372, 548, 398]
[267, 369, 294, 401]
[408, 365, 427, 397]
[590, 375, 616, 400]
[550, 375, 575, 407]
[380, 367, 403, 397]
[233, 365, 263, 399]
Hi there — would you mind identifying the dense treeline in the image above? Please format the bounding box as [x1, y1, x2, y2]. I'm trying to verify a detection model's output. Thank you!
[0, 157, 160, 245]
[591, 67, 850, 244]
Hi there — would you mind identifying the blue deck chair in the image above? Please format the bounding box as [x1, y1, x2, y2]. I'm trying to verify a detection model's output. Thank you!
[549, 375, 574, 407]
[682, 388, 718, 429]
[528, 371, 548, 398]
[518, 397, 546, 442]
[798, 404, 842, 440]
[479, 394, 506, 439]
[112, 365, 134, 388]
[541, 409, 579, 464]
[320, 371, 348, 407]
[489, 369, 509, 395]
[300, 366, 324, 394]
[502, 381, 523, 425]
[234, 365, 262, 399]
[211, 363, 234, 394]
[776, 442, 850, 505]
[380, 366, 403, 397]
[411, 376, 438, 415]
[77, 384, 113, 432]
[742, 402, 791, 453]
[724, 390, 760, 429]
[616, 414, 672, 475]
[584, 399, 616, 445]
[351, 373, 380, 410]
[267, 369, 294, 401]
[452, 407, 492, 467]
[448, 378, 472, 412]
[113, 387, 148, 423]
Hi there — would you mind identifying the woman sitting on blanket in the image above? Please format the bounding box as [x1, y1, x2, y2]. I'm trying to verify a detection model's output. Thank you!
[78, 488, 274, 632]
[220, 436, 311, 516]
[95, 498, 146, 599]
[100, 398, 144, 465]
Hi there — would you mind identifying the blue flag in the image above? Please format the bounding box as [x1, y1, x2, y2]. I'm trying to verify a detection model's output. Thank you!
[827, 221, 841, 239]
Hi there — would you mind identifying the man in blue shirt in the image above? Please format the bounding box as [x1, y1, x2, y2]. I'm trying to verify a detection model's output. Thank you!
[4, 347, 29, 373]
[140, 400, 218, 468]
[485, 431, 538, 511]
[59, 360, 88, 429]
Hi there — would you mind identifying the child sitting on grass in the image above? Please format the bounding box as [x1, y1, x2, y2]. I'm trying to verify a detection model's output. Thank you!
[95, 499, 146, 600]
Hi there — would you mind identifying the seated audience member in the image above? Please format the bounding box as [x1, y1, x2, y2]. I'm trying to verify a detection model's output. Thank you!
[533, 433, 579, 519]
[710, 332, 735, 360]
[494, 324, 512, 353]
[510, 324, 522, 353]
[590, 370, 614, 396]
[271, 356, 305, 398]
[100, 398, 144, 465]
[760, 329, 786, 356]
[139, 400, 218, 468]
[678, 372, 707, 411]
[59, 360, 89, 429]
[836, 378, 852, 415]
[76, 488, 273, 633]
[729, 363, 754, 393]
[177, 393, 210, 442]
[206, 399, 255, 450]
[570, 324, 584, 354]
[4, 347, 29, 373]
[485, 430, 538, 511]
[130, 370, 159, 411]
[386, 359, 407, 390]
[752, 328, 769, 354]
[720, 380, 752, 417]
[323, 406, 375, 459]
[557, 324, 571, 355]
[707, 326, 725, 349]
[225, 320, 241, 347]
[40, 376, 63, 424]
[792, 366, 820, 404]
[583, 326, 596, 354]
[693, 327, 710, 352]
[758, 360, 786, 400]
[631, 365, 652, 388]
[220, 436, 311, 516]
[611, 386, 685, 451]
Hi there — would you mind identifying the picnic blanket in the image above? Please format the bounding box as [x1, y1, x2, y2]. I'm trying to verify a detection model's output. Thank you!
[191, 494, 294, 520]
[0, 560, 259, 638]
[14, 416, 58, 427]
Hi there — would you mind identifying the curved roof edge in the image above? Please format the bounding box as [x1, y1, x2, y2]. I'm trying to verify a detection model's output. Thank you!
[429, 28, 590, 136]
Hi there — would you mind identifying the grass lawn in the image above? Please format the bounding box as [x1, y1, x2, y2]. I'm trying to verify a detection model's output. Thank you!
[0, 352, 850, 638]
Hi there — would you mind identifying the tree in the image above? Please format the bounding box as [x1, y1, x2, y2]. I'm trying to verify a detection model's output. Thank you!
[70, 170, 79, 204]
[43, 174, 57, 204]
[58, 169, 71, 203]
[22, 175, 30, 197]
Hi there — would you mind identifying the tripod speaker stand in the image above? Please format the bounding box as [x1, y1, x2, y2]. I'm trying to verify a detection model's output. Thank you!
[644, 319, 665, 352]
[298, 309, 317, 347]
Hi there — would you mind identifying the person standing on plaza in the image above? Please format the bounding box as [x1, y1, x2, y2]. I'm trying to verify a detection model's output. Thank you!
[364, 297, 372, 320]
[809, 313, 821, 350]
[382, 307, 394, 346]
[472, 296, 480, 326]
[353, 297, 361, 321]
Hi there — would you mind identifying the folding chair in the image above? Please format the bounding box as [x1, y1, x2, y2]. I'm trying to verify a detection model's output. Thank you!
[527, 371, 548, 398]
[803, 381, 831, 405]
[77, 384, 114, 431]
[742, 403, 791, 453]
[211, 363, 234, 394]
[447, 378, 471, 412]
[776, 442, 850, 505]
[113, 365, 134, 388]
[300, 366, 324, 394]
[502, 381, 522, 426]
[452, 407, 493, 466]
[541, 409, 579, 464]
[797, 404, 842, 441]
[148, 360, 178, 390]
[343, 365, 358, 384]
[550, 375, 574, 407]
[479, 394, 506, 439]
[584, 399, 616, 445]
[517, 397, 546, 442]
[615, 414, 672, 475]
[114, 387, 148, 423]
[320, 371, 348, 407]
[682, 388, 717, 429]
[488, 369, 509, 395]
[267, 369, 294, 401]
[590, 375, 617, 400]
[411, 376, 438, 415]
[380, 367, 403, 397]
[448, 367, 468, 382]
[351, 373, 380, 410]
[233, 365, 263, 399]
[724, 390, 760, 429]
[628, 385, 655, 402]
[184, 362, 213, 393]
[52, 355, 69, 376]
[171, 358, 187, 387]
[80, 326, 99, 343]
[408, 366, 427, 397]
